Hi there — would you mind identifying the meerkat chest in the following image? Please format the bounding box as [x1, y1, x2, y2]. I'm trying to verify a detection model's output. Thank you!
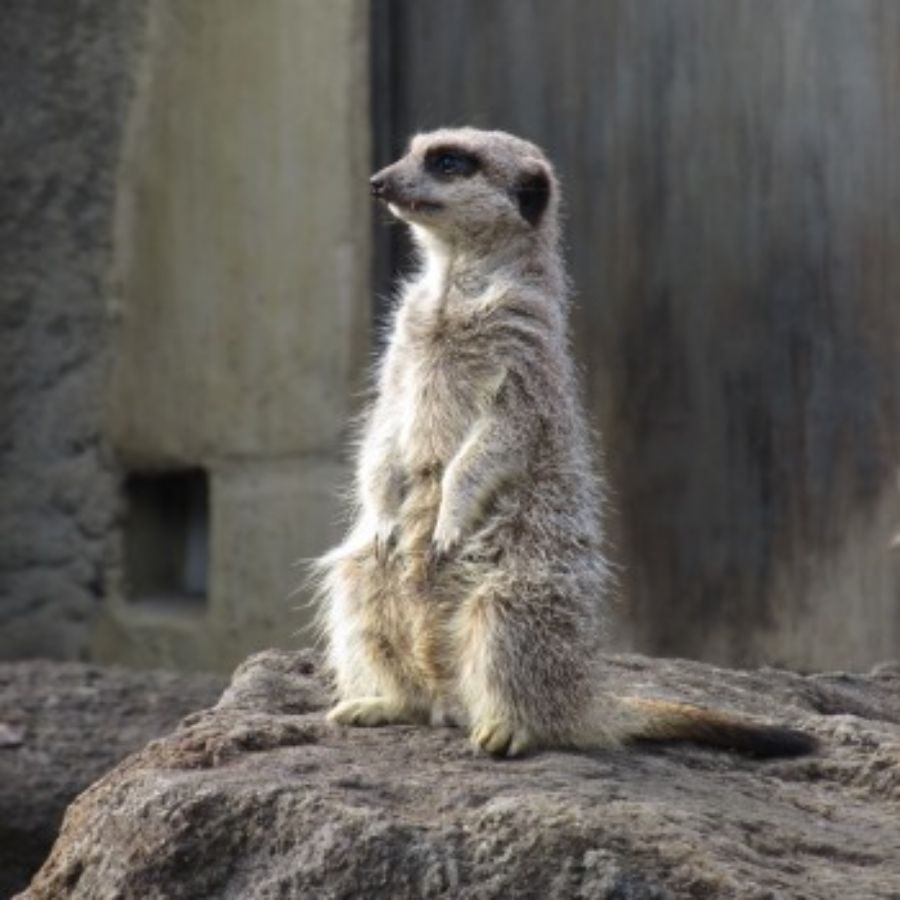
[394, 308, 498, 465]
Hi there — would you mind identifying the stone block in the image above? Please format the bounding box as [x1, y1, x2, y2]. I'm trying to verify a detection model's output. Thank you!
[92, 459, 349, 671]
[108, 0, 370, 464]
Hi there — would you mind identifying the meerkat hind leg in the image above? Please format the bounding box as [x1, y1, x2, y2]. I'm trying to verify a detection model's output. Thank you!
[327, 695, 428, 727]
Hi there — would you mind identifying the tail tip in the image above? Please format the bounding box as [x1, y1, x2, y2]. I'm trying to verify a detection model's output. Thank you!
[744, 725, 819, 758]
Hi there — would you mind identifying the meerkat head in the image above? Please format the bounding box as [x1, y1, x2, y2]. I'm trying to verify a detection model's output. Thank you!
[370, 127, 559, 252]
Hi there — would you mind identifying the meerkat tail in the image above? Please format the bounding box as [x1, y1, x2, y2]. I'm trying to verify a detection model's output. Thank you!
[608, 696, 817, 758]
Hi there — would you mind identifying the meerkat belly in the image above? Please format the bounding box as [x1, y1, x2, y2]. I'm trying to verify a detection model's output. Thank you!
[356, 336, 494, 702]
[353, 485, 463, 701]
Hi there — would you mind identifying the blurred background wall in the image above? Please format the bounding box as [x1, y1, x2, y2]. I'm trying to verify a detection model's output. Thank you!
[1, 0, 370, 672]
[1, 0, 898, 673]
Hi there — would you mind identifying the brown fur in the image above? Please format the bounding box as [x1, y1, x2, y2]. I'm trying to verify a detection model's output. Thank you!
[315, 128, 816, 759]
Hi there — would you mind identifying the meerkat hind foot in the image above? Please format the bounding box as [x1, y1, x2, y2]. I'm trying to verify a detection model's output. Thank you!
[471, 719, 534, 757]
[327, 697, 421, 727]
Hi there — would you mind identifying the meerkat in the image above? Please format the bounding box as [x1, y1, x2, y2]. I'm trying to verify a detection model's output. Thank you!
[316, 127, 816, 759]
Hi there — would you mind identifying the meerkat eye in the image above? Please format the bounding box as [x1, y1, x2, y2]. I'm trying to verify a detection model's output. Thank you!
[425, 147, 480, 179]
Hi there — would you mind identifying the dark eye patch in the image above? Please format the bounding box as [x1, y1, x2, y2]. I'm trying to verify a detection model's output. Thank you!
[424, 145, 481, 179]
[514, 168, 550, 226]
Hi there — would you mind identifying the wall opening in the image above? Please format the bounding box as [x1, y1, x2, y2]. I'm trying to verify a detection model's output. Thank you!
[124, 469, 209, 606]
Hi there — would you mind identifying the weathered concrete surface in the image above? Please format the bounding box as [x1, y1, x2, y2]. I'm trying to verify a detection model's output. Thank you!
[108, 0, 370, 462]
[93, 0, 370, 670]
[1, 0, 370, 671]
[0, 660, 225, 899]
[20, 650, 900, 898]
[0, 1, 150, 660]
[380, 0, 900, 672]
[93, 460, 348, 673]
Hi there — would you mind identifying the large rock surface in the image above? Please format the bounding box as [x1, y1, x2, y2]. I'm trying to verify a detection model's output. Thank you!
[19, 650, 900, 899]
[0, 660, 225, 898]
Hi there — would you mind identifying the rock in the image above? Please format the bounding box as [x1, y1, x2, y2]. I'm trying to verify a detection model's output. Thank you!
[0, 661, 225, 898]
[18, 650, 900, 899]
[0, 722, 25, 747]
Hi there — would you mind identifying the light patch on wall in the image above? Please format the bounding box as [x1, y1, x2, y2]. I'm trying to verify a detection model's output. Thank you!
[124, 469, 209, 606]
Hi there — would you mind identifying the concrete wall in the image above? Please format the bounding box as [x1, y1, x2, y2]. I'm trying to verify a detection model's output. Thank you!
[1, 1, 371, 672]
[94, 0, 371, 672]
[0, 0, 150, 660]
[378, 0, 900, 671]
[108, 1, 369, 465]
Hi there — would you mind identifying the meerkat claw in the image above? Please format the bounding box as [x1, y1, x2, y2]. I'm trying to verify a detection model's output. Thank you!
[472, 720, 533, 757]
[507, 730, 535, 757]
[426, 542, 447, 576]
[327, 697, 407, 727]
[373, 525, 398, 564]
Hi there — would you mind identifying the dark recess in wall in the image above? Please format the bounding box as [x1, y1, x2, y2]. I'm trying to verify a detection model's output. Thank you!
[124, 469, 209, 607]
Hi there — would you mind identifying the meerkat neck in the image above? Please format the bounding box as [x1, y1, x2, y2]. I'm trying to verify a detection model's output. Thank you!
[410, 226, 562, 301]
[449, 237, 532, 288]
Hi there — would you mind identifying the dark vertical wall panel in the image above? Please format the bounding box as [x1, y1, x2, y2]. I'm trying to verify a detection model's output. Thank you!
[374, 0, 900, 669]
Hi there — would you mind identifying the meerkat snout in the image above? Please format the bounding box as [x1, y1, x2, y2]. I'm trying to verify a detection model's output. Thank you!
[369, 162, 441, 219]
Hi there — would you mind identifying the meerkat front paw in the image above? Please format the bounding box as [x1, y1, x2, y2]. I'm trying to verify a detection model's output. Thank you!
[373, 520, 399, 563]
[327, 697, 414, 727]
[431, 518, 462, 557]
[430, 510, 463, 570]
[471, 719, 535, 757]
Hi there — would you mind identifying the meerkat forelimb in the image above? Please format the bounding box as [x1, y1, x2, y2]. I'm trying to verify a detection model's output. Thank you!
[432, 374, 532, 558]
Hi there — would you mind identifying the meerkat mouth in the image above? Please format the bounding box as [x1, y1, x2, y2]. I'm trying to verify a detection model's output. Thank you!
[370, 175, 442, 214]
[386, 197, 443, 215]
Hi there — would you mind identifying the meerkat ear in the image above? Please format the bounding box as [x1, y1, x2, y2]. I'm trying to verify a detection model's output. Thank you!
[514, 164, 551, 227]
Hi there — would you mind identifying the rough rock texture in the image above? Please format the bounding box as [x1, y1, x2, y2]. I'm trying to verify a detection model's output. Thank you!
[20, 650, 900, 899]
[0, 660, 225, 898]
[0, 0, 150, 660]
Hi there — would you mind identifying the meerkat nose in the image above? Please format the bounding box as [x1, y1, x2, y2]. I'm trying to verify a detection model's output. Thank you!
[370, 175, 386, 197]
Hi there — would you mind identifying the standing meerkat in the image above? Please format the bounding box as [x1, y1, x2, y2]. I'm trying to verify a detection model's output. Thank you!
[316, 127, 815, 759]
